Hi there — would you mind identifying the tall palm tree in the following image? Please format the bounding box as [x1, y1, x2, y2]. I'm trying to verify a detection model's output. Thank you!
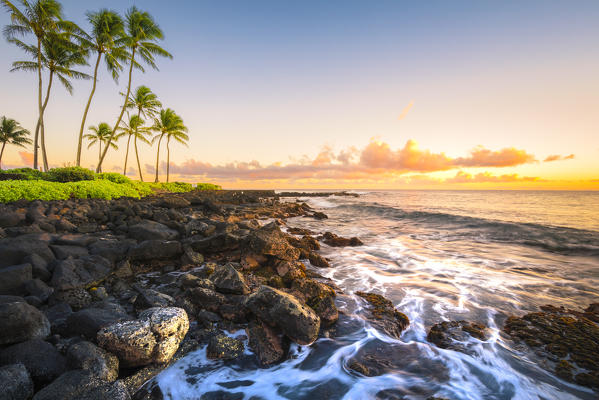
[75, 9, 127, 167]
[0, 116, 31, 168]
[165, 124, 189, 183]
[124, 86, 161, 181]
[84, 122, 116, 172]
[96, 6, 172, 173]
[2, 0, 65, 170]
[151, 108, 187, 183]
[116, 114, 150, 179]
[11, 31, 90, 171]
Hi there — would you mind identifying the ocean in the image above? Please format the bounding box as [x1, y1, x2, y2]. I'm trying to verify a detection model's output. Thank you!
[157, 190, 599, 400]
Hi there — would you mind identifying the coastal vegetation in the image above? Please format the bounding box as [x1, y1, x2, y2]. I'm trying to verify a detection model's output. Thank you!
[0, 166, 221, 202]
[1, 0, 184, 182]
[0, 116, 31, 168]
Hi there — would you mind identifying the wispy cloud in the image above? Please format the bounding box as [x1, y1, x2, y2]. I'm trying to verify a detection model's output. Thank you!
[544, 154, 575, 162]
[19, 151, 34, 166]
[398, 101, 414, 120]
[447, 170, 541, 183]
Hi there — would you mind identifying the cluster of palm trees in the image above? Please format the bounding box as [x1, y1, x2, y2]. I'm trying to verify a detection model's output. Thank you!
[1, 0, 189, 182]
[84, 86, 188, 182]
[0, 116, 31, 169]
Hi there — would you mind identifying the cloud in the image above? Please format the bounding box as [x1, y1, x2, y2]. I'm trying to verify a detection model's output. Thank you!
[453, 146, 536, 167]
[398, 101, 414, 120]
[19, 151, 34, 166]
[447, 171, 541, 183]
[164, 139, 539, 182]
[544, 154, 575, 162]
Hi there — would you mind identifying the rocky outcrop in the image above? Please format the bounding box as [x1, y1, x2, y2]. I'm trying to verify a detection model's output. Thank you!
[356, 291, 409, 339]
[427, 320, 489, 353]
[247, 320, 287, 366]
[243, 223, 300, 261]
[0, 263, 32, 295]
[128, 240, 182, 261]
[128, 220, 179, 241]
[211, 263, 250, 295]
[504, 304, 599, 389]
[50, 256, 112, 291]
[321, 232, 363, 247]
[0, 301, 50, 345]
[97, 307, 189, 367]
[66, 341, 119, 382]
[246, 286, 320, 345]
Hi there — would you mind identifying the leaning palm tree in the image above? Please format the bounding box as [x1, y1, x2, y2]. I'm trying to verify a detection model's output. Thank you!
[124, 86, 161, 181]
[116, 114, 150, 179]
[165, 125, 189, 183]
[2, 0, 66, 170]
[75, 9, 127, 166]
[84, 122, 116, 172]
[0, 116, 31, 168]
[151, 108, 187, 183]
[96, 6, 172, 173]
[11, 31, 90, 171]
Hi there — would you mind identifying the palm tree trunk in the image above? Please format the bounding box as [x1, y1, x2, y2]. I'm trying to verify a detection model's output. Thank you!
[39, 71, 53, 172]
[155, 134, 164, 183]
[34, 37, 43, 170]
[166, 137, 170, 183]
[77, 52, 102, 166]
[97, 48, 136, 173]
[33, 70, 54, 171]
[0, 142, 6, 169]
[98, 141, 102, 172]
[134, 135, 143, 182]
[123, 135, 131, 175]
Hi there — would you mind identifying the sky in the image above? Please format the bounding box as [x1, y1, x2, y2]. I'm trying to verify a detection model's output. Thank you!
[0, 0, 598, 189]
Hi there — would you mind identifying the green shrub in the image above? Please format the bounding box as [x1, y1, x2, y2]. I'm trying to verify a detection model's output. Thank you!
[66, 180, 141, 200]
[45, 167, 96, 182]
[0, 168, 45, 180]
[96, 172, 131, 184]
[196, 183, 222, 190]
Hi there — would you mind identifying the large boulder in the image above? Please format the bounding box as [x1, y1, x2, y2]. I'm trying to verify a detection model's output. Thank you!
[185, 287, 227, 312]
[133, 288, 176, 311]
[247, 319, 287, 366]
[128, 220, 179, 241]
[0, 363, 34, 400]
[97, 307, 189, 367]
[0, 238, 54, 268]
[66, 341, 119, 382]
[246, 286, 320, 345]
[0, 264, 32, 295]
[355, 291, 409, 339]
[88, 239, 132, 263]
[24, 278, 54, 302]
[187, 233, 241, 254]
[31, 370, 105, 400]
[211, 263, 250, 295]
[242, 223, 300, 261]
[0, 301, 50, 345]
[321, 232, 363, 247]
[0, 339, 66, 386]
[50, 245, 89, 260]
[50, 255, 112, 291]
[128, 240, 182, 261]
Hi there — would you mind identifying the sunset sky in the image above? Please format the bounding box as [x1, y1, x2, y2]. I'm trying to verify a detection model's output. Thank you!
[0, 0, 598, 189]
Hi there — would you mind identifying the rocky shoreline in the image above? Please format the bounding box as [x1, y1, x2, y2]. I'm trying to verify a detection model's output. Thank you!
[0, 190, 597, 399]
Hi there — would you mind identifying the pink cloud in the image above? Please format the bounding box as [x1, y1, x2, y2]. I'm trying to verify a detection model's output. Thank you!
[164, 139, 539, 182]
[448, 170, 541, 183]
[19, 151, 34, 167]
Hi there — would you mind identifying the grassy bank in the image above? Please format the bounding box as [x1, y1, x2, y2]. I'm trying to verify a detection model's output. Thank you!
[0, 167, 221, 202]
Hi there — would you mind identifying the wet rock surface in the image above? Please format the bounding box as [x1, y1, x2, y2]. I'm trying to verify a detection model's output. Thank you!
[504, 304, 599, 389]
[427, 320, 489, 353]
[356, 291, 409, 339]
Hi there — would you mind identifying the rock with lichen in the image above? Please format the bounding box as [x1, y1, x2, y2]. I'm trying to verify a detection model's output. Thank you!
[355, 291, 409, 339]
[427, 320, 489, 353]
[503, 304, 599, 389]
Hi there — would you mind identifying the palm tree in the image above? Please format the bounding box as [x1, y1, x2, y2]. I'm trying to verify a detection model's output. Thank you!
[84, 122, 116, 172]
[11, 31, 90, 171]
[75, 9, 127, 167]
[96, 6, 172, 173]
[124, 86, 161, 181]
[165, 123, 189, 183]
[2, 0, 65, 170]
[0, 116, 31, 168]
[151, 108, 187, 183]
[116, 114, 150, 179]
